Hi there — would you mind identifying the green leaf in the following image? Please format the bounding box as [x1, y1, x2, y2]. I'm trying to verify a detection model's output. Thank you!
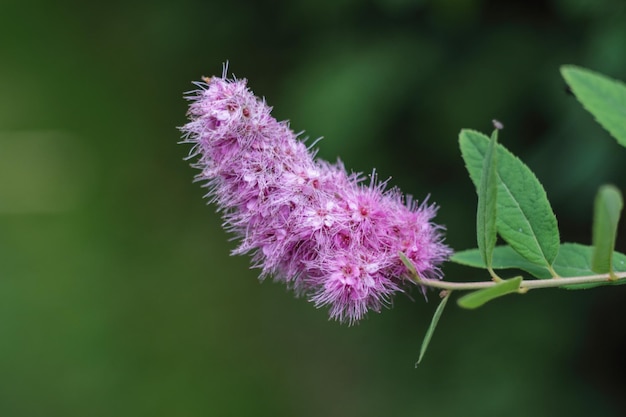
[457, 276, 522, 309]
[451, 243, 626, 289]
[459, 130, 560, 270]
[591, 185, 623, 275]
[417, 291, 450, 366]
[452, 245, 550, 278]
[476, 129, 498, 269]
[398, 251, 418, 278]
[561, 65, 626, 148]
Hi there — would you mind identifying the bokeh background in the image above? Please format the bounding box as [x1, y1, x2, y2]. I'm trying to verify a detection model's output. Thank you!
[2, 0, 626, 415]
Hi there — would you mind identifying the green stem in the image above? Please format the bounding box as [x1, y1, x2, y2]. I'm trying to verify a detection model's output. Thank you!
[416, 272, 626, 291]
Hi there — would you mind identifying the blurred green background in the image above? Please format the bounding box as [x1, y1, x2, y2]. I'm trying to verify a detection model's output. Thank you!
[2, 0, 626, 415]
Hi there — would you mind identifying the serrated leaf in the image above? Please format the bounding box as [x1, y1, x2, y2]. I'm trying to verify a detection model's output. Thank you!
[416, 291, 450, 366]
[459, 130, 559, 270]
[457, 276, 522, 309]
[591, 185, 623, 275]
[451, 243, 626, 288]
[561, 65, 626, 148]
[476, 129, 498, 269]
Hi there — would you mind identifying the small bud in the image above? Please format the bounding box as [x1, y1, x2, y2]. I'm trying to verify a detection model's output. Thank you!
[492, 119, 504, 130]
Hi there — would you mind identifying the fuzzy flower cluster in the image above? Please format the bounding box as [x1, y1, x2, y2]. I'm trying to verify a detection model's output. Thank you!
[181, 74, 451, 324]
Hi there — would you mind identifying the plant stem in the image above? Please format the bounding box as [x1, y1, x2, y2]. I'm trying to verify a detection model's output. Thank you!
[416, 272, 626, 291]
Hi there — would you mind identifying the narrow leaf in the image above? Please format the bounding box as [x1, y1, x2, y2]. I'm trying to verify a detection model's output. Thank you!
[561, 65, 626, 148]
[476, 129, 498, 268]
[417, 291, 450, 366]
[398, 251, 418, 278]
[457, 276, 523, 309]
[451, 243, 626, 288]
[460, 130, 559, 269]
[591, 185, 623, 274]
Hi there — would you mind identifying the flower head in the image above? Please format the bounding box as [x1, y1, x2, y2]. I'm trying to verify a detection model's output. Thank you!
[180, 73, 451, 324]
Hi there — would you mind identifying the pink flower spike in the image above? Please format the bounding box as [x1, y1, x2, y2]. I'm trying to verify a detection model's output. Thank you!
[180, 72, 452, 324]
